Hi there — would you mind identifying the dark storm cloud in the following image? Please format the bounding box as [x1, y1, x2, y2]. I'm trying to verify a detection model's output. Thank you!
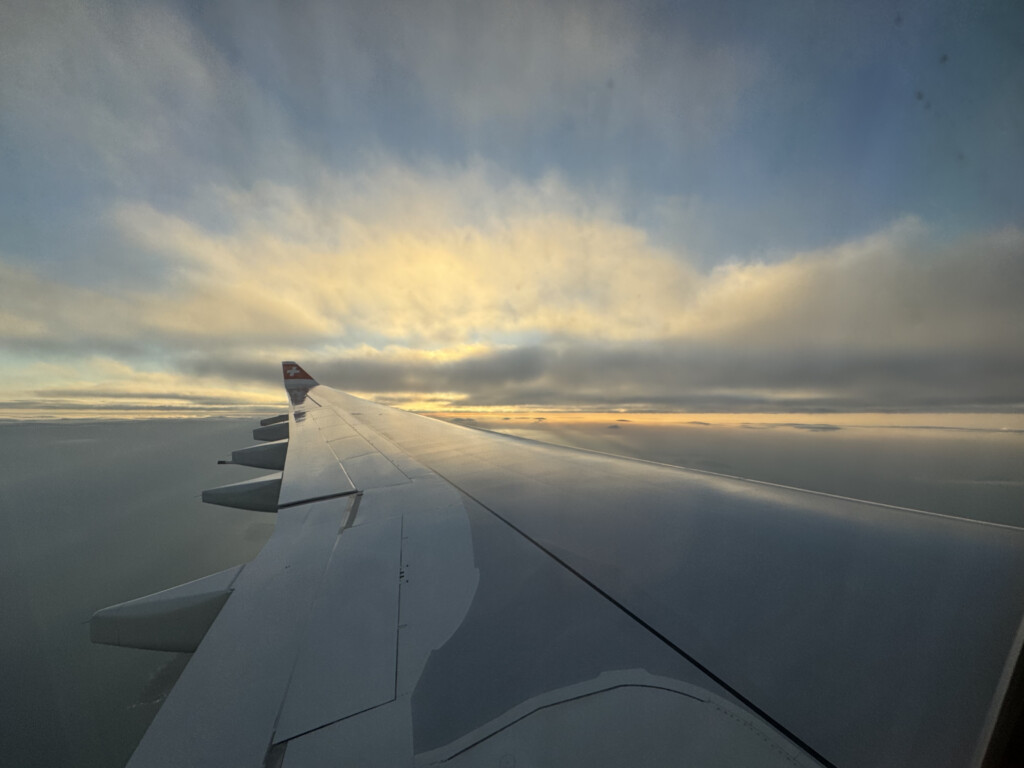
[179, 346, 551, 393]
[175, 342, 1024, 413]
[537, 345, 1024, 411]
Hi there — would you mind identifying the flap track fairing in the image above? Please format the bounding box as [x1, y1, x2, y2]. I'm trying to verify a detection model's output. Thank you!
[90, 565, 244, 652]
[202, 473, 282, 512]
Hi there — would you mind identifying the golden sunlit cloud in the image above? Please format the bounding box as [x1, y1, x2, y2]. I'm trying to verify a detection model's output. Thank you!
[106, 164, 702, 345]
[1, 160, 703, 352]
[0, 157, 1021, 416]
[10, 157, 1020, 355]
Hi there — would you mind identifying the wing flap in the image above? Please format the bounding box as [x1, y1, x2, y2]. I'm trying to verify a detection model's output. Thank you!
[278, 411, 355, 507]
[274, 512, 403, 742]
[124, 496, 355, 768]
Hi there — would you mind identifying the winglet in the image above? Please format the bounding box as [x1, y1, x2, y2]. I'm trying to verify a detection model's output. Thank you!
[282, 361, 317, 388]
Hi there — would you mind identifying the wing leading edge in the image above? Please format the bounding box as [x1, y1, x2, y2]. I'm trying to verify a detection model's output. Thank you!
[91, 362, 1024, 768]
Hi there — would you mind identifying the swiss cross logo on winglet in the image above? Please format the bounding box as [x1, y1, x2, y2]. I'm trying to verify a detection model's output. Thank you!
[281, 361, 317, 386]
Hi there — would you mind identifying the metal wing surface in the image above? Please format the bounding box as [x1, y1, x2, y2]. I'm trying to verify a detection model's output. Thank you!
[92, 362, 1024, 768]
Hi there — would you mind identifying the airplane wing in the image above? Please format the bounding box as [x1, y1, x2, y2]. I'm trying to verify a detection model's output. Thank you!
[91, 362, 1024, 768]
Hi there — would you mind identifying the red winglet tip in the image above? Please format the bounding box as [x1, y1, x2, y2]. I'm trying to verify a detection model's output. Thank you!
[282, 361, 316, 386]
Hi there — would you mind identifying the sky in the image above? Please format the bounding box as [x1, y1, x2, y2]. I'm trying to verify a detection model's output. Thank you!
[1, 0, 1022, 416]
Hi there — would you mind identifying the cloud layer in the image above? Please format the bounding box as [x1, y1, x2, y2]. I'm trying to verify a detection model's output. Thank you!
[1, 0, 1022, 415]
[2, 157, 1021, 413]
